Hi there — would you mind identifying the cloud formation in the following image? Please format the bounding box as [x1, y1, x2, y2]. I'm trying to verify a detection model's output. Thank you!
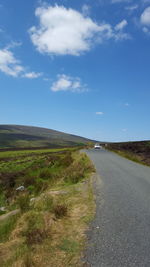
[51, 74, 86, 92]
[0, 48, 24, 77]
[0, 47, 42, 78]
[125, 5, 138, 12]
[112, 0, 133, 3]
[96, 112, 104, 115]
[141, 6, 150, 26]
[29, 5, 130, 56]
[22, 72, 42, 79]
[140, 7, 150, 34]
[115, 19, 128, 31]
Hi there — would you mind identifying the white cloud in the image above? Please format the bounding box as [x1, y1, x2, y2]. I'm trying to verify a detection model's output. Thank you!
[0, 47, 42, 78]
[141, 6, 150, 26]
[96, 112, 104, 115]
[29, 5, 100, 56]
[0, 48, 24, 77]
[143, 26, 150, 34]
[51, 74, 87, 92]
[115, 19, 128, 31]
[22, 71, 42, 79]
[124, 102, 130, 106]
[112, 0, 132, 3]
[125, 4, 138, 11]
[6, 41, 22, 50]
[29, 5, 130, 57]
[122, 128, 127, 132]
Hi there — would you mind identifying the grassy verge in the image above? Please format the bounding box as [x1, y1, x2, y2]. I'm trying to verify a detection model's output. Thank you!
[0, 148, 95, 266]
[106, 141, 150, 167]
[107, 148, 150, 166]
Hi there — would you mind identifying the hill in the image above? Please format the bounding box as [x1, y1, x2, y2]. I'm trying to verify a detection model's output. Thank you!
[107, 140, 150, 166]
[0, 125, 94, 149]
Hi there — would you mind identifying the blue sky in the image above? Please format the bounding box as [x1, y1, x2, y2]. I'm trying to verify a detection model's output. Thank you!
[0, 0, 150, 142]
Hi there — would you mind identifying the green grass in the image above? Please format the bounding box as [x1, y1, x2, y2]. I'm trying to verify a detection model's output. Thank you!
[59, 238, 79, 253]
[0, 148, 94, 213]
[0, 214, 19, 242]
[0, 149, 78, 199]
[0, 147, 71, 159]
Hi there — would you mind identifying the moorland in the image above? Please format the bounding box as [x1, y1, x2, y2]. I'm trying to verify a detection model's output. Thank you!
[0, 125, 94, 149]
[0, 147, 95, 266]
[107, 141, 150, 166]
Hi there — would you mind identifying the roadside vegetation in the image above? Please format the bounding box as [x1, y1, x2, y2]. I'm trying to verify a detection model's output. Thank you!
[0, 147, 95, 266]
[107, 141, 150, 166]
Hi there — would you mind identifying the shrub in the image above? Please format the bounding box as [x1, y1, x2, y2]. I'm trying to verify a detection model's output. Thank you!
[59, 152, 73, 167]
[23, 174, 36, 187]
[39, 169, 52, 180]
[23, 211, 48, 246]
[0, 172, 17, 189]
[26, 228, 47, 246]
[53, 204, 68, 219]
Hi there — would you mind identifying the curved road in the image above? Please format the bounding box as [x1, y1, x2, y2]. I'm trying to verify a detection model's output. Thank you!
[85, 148, 150, 267]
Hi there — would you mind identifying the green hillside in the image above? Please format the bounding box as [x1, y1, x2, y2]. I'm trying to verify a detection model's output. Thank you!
[0, 125, 94, 149]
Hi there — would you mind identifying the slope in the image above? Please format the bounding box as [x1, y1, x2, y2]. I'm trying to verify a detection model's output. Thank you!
[0, 125, 94, 149]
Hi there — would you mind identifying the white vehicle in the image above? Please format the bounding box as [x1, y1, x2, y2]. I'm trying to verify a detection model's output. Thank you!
[94, 144, 101, 149]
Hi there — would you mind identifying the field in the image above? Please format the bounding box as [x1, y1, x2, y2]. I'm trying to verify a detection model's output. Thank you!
[0, 147, 95, 266]
[107, 141, 150, 166]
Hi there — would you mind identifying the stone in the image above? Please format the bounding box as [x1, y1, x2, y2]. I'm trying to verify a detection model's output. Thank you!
[16, 185, 25, 191]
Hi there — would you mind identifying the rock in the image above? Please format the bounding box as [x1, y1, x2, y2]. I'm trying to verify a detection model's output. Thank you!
[16, 185, 25, 191]
[0, 207, 6, 212]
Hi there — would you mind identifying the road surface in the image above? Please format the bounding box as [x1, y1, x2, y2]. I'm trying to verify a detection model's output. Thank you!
[84, 148, 150, 267]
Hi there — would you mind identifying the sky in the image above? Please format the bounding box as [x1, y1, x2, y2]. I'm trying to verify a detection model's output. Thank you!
[0, 0, 150, 142]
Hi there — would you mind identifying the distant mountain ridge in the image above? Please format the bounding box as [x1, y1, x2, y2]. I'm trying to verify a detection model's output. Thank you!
[0, 125, 94, 149]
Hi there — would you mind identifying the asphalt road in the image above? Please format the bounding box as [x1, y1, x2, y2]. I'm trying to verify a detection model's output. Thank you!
[84, 148, 150, 267]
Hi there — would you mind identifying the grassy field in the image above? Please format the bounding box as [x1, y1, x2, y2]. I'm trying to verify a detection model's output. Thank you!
[107, 141, 150, 166]
[0, 147, 95, 266]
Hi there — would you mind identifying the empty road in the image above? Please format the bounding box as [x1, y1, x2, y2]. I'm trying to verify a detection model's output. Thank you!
[85, 149, 150, 267]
